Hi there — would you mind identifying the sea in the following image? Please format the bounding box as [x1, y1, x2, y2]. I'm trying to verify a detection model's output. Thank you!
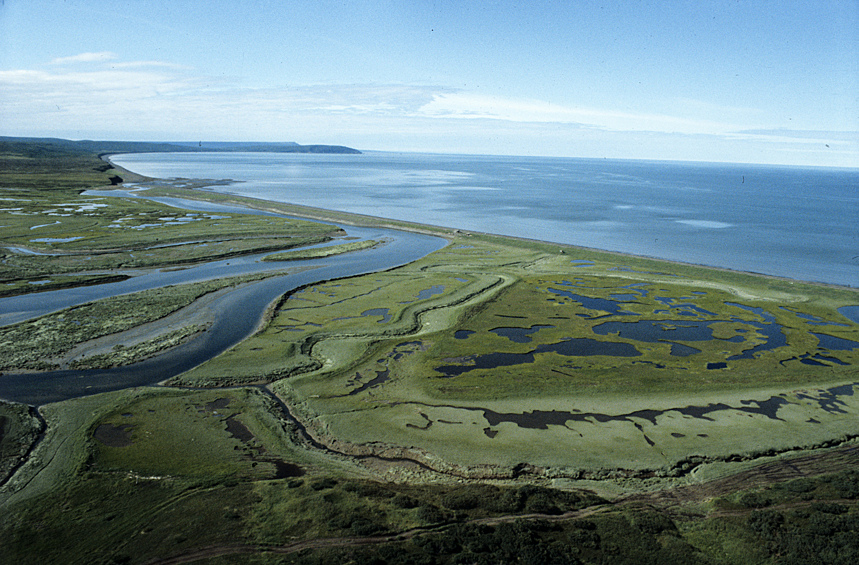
[111, 152, 859, 288]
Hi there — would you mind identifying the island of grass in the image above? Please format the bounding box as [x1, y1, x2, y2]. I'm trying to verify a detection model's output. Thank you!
[1, 138, 857, 564]
[262, 238, 382, 262]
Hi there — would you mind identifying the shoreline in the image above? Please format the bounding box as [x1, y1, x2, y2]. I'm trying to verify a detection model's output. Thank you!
[107, 155, 857, 293]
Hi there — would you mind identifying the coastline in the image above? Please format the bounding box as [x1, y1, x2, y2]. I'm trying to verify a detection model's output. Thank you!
[107, 155, 858, 293]
[4, 154, 845, 389]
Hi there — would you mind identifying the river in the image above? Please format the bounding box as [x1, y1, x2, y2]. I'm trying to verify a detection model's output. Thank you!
[0, 195, 447, 405]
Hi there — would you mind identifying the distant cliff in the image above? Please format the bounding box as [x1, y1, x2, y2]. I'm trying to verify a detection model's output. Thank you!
[0, 137, 361, 155]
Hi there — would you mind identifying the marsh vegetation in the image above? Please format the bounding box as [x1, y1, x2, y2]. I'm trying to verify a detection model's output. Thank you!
[1, 140, 857, 563]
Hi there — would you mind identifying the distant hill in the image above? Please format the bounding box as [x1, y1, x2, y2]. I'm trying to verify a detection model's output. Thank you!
[0, 137, 361, 155]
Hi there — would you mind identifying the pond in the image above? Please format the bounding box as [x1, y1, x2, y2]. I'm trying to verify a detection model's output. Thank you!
[592, 319, 744, 344]
[489, 325, 555, 343]
[812, 333, 859, 351]
[361, 308, 392, 323]
[724, 303, 787, 360]
[838, 305, 859, 324]
[545, 286, 636, 317]
[436, 337, 640, 377]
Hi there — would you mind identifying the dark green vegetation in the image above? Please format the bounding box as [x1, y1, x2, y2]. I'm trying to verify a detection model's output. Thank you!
[0, 136, 361, 154]
[1, 139, 858, 564]
[1, 385, 856, 565]
[0, 401, 44, 485]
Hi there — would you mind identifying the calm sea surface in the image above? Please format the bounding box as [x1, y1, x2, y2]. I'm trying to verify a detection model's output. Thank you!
[112, 152, 859, 287]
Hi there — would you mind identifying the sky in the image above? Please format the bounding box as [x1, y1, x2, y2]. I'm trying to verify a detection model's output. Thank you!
[1, 0, 857, 167]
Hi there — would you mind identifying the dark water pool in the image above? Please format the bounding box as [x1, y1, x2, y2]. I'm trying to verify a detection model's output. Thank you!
[812, 333, 859, 351]
[838, 305, 859, 324]
[592, 319, 743, 344]
[546, 287, 636, 317]
[436, 337, 640, 377]
[361, 308, 392, 323]
[489, 325, 555, 343]
[416, 382, 858, 432]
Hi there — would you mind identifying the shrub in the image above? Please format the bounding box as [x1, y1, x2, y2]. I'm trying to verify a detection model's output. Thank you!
[416, 504, 447, 524]
[739, 491, 771, 508]
[309, 477, 337, 491]
[811, 502, 848, 515]
[524, 492, 560, 514]
[748, 509, 784, 541]
[392, 494, 418, 508]
[631, 510, 678, 535]
[441, 491, 479, 510]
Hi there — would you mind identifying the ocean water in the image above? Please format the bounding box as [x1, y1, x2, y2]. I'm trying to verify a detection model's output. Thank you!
[112, 152, 859, 287]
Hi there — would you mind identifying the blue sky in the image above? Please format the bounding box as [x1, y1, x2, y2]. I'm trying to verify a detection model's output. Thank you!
[1, 0, 857, 166]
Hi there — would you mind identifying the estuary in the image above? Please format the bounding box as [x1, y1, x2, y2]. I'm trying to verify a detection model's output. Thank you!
[0, 194, 446, 405]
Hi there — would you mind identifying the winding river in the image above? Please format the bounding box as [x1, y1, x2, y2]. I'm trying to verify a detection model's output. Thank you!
[0, 194, 447, 405]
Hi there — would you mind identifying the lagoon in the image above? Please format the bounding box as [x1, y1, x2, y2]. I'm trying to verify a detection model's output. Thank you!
[112, 152, 859, 287]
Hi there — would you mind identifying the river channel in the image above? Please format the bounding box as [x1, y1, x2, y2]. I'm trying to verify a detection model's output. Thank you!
[0, 194, 447, 405]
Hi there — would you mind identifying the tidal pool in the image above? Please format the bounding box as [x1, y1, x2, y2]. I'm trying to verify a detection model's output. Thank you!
[545, 287, 636, 317]
[592, 319, 744, 344]
[652, 296, 716, 317]
[812, 333, 859, 351]
[783, 308, 849, 327]
[415, 382, 858, 432]
[361, 308, 392, 323]
[838, 305, 859, 324]
[489, 325, 555, 343]
[416, 285, 445, 300]
[724, 303, 787, 360]
[436, 337, 640, 377]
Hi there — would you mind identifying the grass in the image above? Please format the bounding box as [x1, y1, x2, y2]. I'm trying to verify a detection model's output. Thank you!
[2, 386, 854, 565]
[0, 385, 612, 564]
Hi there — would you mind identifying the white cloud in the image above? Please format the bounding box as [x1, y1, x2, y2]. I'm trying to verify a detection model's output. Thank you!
[50, 52, 118, 65]
[1, 56, 856, 167]
[109, 61, 195, 71]
[416, 93, 744, 135]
